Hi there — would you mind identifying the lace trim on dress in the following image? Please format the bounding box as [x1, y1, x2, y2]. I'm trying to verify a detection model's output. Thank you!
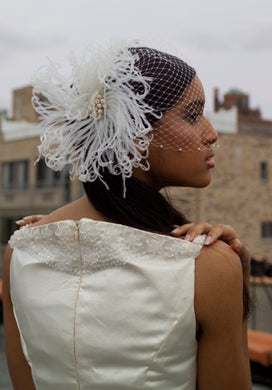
[9, 219, 206, 275]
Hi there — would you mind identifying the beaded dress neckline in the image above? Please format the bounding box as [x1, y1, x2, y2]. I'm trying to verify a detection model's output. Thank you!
[9, 218, 205, 275]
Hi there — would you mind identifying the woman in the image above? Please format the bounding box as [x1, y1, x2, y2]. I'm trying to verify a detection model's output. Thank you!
[3, 43, 251, 389]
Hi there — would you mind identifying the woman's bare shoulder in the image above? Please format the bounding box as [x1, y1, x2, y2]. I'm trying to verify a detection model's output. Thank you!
[195, 240, 244, 325]
[196, 239, 242, 276]
[195, 240, 251, 389]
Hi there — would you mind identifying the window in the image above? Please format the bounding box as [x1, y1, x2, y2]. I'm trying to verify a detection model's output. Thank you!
[36, 159, 61, 188]
[260, 162, 268, 182]
[0, 217, 19, 244]
[2, 160, 29, 190]
[261, 222, 272, 240]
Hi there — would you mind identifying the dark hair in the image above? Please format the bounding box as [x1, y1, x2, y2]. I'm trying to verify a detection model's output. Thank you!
[129, 47, 196, 125]
[83, 170, 189, 234]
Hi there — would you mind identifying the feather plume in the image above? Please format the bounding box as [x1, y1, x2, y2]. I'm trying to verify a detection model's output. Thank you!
[32, 42, 158, 196]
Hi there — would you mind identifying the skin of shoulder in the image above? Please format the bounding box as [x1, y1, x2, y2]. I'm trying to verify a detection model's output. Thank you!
[194, 240, 251, 390]
[195, 239, 243, 326]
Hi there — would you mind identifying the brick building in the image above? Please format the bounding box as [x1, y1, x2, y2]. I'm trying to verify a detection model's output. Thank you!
[12, 86, 39, 123]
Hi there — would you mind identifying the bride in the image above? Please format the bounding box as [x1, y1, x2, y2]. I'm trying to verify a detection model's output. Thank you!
[3, 43, 251, 389]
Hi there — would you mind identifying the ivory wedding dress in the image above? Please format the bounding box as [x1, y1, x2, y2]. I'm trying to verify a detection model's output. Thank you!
[9, 218, 205, 390]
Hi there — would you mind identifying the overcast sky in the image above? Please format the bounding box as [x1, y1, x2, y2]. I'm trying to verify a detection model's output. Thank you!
[1, 0, 272, 118]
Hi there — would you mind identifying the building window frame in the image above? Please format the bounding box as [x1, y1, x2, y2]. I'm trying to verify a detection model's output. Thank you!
[261, 221, 272, 241]
[36, 159, 62, 188]
[260, 161, 268, 182]
[2, 160, 29, 190]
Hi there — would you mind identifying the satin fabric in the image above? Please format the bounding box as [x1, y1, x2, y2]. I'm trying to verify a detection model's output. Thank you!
[9, 219, 205, 389]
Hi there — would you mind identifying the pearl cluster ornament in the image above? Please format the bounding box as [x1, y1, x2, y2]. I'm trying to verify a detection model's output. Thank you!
[89, 92, 104, 119]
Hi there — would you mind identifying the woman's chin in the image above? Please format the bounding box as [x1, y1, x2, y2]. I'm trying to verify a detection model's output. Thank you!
[197, 174, 212, 188]
[182, 173, 212, 188]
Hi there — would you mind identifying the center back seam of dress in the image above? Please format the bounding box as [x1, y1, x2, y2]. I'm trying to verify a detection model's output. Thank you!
[72, 223, 83, 390]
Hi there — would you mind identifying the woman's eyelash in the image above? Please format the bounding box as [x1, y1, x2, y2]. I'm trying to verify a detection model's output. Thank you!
[186, 112, 201, 123]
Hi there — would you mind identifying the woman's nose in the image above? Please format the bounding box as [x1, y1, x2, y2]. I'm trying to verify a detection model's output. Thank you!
[201, 117, 218, 146]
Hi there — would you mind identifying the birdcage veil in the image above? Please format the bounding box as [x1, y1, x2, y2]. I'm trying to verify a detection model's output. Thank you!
[32, 41, 218, 196]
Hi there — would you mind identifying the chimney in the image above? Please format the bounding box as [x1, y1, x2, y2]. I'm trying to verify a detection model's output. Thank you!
[214, 88, 220, 112]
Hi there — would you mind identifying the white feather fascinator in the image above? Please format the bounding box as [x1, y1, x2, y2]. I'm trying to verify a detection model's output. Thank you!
[32, 42, 158, 195]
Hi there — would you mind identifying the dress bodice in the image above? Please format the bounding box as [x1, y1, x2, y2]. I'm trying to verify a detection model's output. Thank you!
[9, 219, 205, 390]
